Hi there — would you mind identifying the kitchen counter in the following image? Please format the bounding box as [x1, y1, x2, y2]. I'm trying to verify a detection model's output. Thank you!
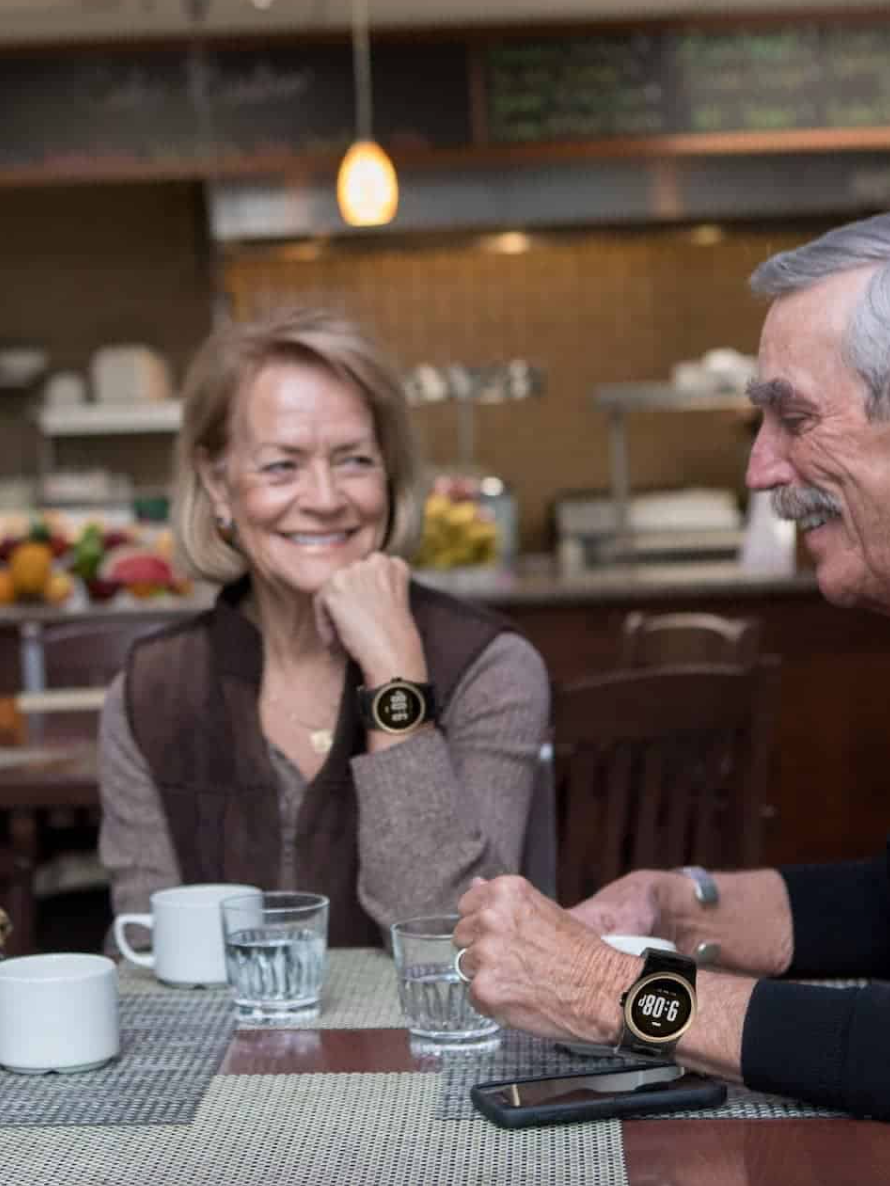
[0, 561, 816, 624]
[0, 589, 214, 627]
[414, 557, 818, 606]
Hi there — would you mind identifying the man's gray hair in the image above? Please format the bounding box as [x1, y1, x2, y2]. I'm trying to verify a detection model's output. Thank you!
[750, 212, 890, 420]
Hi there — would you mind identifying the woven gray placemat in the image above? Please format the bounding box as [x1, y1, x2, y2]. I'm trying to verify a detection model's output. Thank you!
[119, 946, 407, 1028]
[0, 1074, 629, 1186]
[438, 1029, 846, 1121]
[0, 988, 234, 1127]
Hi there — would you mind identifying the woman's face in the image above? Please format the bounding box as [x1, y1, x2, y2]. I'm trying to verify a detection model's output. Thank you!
[203, 359, 390, 597]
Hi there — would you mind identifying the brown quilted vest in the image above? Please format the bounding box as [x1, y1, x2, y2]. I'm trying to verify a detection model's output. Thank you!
[125, 577, 511, 946]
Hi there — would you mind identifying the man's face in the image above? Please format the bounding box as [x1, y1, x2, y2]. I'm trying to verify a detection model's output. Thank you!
[746, 265, 890, 612]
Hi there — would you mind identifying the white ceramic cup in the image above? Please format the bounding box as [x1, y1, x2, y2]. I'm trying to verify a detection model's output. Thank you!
[0, 953, 119, 1074]
[602, 934, 678, 957]
[113, 883, 261, 987]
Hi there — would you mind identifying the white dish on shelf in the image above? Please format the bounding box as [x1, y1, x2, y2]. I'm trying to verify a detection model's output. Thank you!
[0, 348, 47, 387]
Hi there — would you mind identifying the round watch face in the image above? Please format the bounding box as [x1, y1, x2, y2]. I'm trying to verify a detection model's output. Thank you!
[625, 971, 695, 1044]
[371, 681, 427, 733]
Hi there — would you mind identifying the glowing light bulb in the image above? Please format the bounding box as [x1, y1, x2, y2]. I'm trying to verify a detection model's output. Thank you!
[336, 140, 399, 227]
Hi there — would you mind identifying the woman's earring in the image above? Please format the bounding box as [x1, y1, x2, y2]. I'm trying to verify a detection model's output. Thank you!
[215, 515, 238, 548]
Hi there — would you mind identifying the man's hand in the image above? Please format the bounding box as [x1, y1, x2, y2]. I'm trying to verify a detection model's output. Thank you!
[454, 875, 631, 1043]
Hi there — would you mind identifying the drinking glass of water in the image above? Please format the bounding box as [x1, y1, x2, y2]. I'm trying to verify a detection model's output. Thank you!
[221, 891, 329, 1022]
[391, 914, 499, 1046]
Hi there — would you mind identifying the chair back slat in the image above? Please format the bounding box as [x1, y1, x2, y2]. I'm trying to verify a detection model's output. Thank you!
[630, 743, 664, 871]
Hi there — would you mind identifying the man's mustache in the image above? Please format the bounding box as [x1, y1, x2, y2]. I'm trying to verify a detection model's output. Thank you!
[771, 485, 842, 521]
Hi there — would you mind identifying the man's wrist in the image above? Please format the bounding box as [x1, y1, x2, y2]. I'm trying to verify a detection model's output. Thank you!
[664, 868, 723, 965]
[654, 871, 713, 950]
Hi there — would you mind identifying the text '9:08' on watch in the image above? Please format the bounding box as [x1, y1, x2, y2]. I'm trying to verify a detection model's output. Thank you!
[616, 948, 697, 1061]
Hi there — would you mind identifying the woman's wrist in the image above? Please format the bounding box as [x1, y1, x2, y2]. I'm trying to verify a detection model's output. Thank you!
[657, 868, 794, 976]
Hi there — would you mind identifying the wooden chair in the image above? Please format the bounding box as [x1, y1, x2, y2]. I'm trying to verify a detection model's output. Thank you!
[4, 617, 167, 953]
[618, 611, 762, 668]
[520, 740, 558, 899]
[21, 616, 167, 692]
[554, 659, 781, 906]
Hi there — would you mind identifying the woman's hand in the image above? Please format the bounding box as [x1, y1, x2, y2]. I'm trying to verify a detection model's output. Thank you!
[567, 870, 669, 940]
[454, 875, 630, 1043]
[313, 553, 428, 686]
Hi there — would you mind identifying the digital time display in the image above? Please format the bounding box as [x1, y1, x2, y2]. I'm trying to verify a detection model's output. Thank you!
[627, 973, 694, 1042]
[374, 682, 425, 731]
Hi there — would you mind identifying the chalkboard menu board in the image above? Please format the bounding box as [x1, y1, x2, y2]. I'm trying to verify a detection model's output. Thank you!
[486, 35, 668, 142]
[0, 40, 470, 175]
[3, 18, 890, 180]
[485, 22, 890, 144]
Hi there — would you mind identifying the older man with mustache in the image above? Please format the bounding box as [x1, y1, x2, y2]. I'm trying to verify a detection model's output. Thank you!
[455, 212, 890, 1121]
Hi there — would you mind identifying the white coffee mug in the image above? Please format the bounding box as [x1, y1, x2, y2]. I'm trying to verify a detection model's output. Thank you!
[602, 934, 678, 957]
[113, 882, 261, 987]
[0, 953, 119, 1074]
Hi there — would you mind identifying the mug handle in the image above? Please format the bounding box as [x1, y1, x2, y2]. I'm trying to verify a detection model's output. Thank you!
[113, 913, 155, 969]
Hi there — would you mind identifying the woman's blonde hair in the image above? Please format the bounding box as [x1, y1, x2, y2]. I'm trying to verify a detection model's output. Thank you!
[172, 306, 422, 583]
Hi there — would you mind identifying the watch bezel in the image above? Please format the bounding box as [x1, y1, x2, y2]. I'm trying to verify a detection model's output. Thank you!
[622, 970, 697, 1046]
[369, 679, 429, 735]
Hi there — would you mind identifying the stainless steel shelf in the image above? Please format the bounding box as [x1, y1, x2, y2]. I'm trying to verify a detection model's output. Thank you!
[37, 403, 183, 436]
[595, 382, 749, 412]
[591, 382, 749, 540]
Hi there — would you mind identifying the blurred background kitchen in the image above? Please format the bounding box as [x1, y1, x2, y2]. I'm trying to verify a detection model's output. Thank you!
[2, 0, 890, 951]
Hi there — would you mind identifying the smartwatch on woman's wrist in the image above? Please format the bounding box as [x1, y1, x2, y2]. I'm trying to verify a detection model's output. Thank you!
[357, 678, 436, 735]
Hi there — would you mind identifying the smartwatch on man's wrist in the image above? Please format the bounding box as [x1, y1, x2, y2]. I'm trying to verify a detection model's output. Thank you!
[615, 948, 697, 1061]
[357, 678, 436, 735]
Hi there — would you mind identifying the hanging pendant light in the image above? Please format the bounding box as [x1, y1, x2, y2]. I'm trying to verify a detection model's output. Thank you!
[337, 0, 398, 227]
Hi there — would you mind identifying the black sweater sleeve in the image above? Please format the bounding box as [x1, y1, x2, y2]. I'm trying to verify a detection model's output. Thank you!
[739, 839, 890, 1119]
[742, 979, 890, 1119]
[779, 845, 890, 977]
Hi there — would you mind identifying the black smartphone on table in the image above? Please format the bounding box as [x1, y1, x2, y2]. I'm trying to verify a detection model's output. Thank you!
[471, 1062, 727, 1129]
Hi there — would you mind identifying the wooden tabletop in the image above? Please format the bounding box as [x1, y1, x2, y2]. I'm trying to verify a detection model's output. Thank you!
[221, 1024, 890, 1186]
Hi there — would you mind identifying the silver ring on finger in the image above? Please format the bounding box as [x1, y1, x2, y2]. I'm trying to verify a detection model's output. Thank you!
[453, 947, 473, 984]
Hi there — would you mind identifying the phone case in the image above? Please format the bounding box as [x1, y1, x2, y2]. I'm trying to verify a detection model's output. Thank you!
[470, 1071, 727, 1129]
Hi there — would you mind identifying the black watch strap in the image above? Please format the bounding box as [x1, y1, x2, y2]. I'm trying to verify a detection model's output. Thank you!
[616, 948, 697, 1061]
[637, 948, 697, 983]
[357, 678, 436, 734]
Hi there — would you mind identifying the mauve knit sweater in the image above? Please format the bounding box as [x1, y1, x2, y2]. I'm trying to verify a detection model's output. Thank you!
[98, 629, 550, 941]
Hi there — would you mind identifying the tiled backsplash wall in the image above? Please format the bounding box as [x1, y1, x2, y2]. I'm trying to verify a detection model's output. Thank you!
[0, 180, 832, 548]
[224, 221, 832, 548]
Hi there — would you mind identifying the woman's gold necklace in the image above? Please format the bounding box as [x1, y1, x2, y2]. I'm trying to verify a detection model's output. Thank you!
[263, 694, 336, 755]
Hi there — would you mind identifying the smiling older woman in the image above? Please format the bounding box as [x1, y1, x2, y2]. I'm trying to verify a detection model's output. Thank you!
[98, 307, 549, 946]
